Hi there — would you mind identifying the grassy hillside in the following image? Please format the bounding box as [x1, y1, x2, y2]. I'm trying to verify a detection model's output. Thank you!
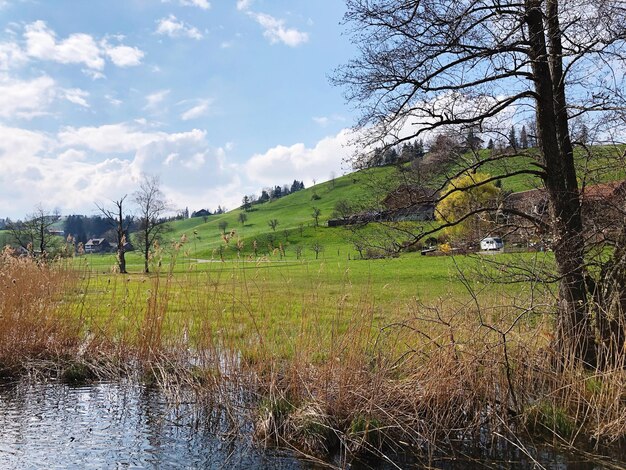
[87, 144, 614, 266]
[161, 166, 398, 261]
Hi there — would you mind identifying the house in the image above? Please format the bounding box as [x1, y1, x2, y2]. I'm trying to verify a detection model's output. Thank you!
[502, 179, 626, 243]
[580, 180, 626, 240]
[84, 238, 109, 254]
[381, 185, 437, 221]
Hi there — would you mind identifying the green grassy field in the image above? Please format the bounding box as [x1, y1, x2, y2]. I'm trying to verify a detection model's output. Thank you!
[70, 247, 556, 362]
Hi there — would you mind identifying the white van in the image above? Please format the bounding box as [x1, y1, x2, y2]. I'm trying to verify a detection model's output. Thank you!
[480, 237, 504, 251]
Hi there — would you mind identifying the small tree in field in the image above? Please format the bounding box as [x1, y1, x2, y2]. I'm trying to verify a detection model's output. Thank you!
[238, 212, 248, 226]
[133, 175, 170, 274]
[311, 207, 321, 227]
[218, 220, 228, 235]
[312, 241, 323, 260]
[96, 196, 132, 274]
[268, 219, 279, 231]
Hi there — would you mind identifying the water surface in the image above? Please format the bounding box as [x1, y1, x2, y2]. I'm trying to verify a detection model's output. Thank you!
[0, 381, 615, 469]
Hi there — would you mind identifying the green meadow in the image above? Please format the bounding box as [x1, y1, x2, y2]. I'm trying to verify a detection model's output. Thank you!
[70, 247, 556, 361]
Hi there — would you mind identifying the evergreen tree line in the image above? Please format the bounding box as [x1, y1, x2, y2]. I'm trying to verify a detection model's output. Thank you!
[365, 140, 425, 168]
[246, 179, 306, 207]
[63, 214, 136, 245]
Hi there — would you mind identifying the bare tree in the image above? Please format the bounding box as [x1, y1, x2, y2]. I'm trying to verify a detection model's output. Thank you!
[133, 175, 170, 274]
[7, 205, 60, 257]
[96, 196, 132, 274]
[334, 0, 626, 366]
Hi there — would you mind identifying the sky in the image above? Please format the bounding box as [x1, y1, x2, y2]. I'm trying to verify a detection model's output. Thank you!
[0, 0, 359, 219]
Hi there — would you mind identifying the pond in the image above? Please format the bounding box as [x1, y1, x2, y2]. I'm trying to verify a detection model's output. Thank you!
[0, 381, 301, 469]
[0, 381, 615, 469]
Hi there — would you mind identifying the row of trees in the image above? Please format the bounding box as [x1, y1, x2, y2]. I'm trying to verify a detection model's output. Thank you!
[6, 175, 170, 274]
[359, 139, 425, 169]
[63, 214, 136, 245]
[254, 180, 306, 205]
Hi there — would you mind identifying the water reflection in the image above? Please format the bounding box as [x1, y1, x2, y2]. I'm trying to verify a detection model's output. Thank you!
[0, 381, 301, 469]
[0, 381, 613, 469]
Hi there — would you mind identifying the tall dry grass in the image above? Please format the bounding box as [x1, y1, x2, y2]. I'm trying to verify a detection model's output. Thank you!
[2, 245, 626, 466]
[0, 248, 82, 375]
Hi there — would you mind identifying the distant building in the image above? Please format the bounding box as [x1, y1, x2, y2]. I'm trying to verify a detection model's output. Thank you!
[381, 185, 437, 221]
[84, 238, 109, 254]
[502, 179, 626, 243]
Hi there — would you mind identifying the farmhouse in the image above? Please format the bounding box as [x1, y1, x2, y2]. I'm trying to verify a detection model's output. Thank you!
[381, 184, 437, 221]
[84, 238, 109, 254]
[502, 179, 626, 242]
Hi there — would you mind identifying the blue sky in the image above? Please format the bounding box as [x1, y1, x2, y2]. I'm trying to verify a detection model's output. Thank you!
[0, 0, 358, 218]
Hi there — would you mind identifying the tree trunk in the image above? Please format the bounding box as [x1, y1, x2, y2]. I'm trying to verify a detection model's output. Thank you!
[116, 203, 127, 274]
[525, 0, 596, 367]
[144, 227, 150, 273]
[118, 249, 127, 274]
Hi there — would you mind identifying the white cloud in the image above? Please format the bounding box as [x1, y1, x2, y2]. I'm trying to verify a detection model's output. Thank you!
[313, 114, 346, 127]
[0, 41, 28, 70]
[82, 68, 105, 80]
[236, 0, 252, 11]
[145, 89, 170, 109]
[156, 15, 203, 40]
[236, 1, 308, 47]
[104, 43, 144, 67]
[180, 0, 210, 9]
[57, 149, 87, 162]
[246, 12, 308, 47]
[0, 121, 240, 218]
[63, 88, 90, 108]
[312, 116, 329, 127]
[181, 99, 212, 120]
[0, 75, 56, 119]
[163, 0, 211, 9]
[24, 20, 105, 70]
[22, 21, 144, 72]
[244, 128, 354, 187]
[57, 123, 165, 154]
[0, 125, 49, 164]
[105, 94, 123, 106]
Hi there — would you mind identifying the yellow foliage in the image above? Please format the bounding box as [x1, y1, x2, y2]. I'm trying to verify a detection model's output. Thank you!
[439, 242, 452, 254]
[435, 172, 500, 239]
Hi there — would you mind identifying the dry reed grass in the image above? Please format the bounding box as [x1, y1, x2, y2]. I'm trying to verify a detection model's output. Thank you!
[0, 247, 82, 375]
[2, 245, 626, 467]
